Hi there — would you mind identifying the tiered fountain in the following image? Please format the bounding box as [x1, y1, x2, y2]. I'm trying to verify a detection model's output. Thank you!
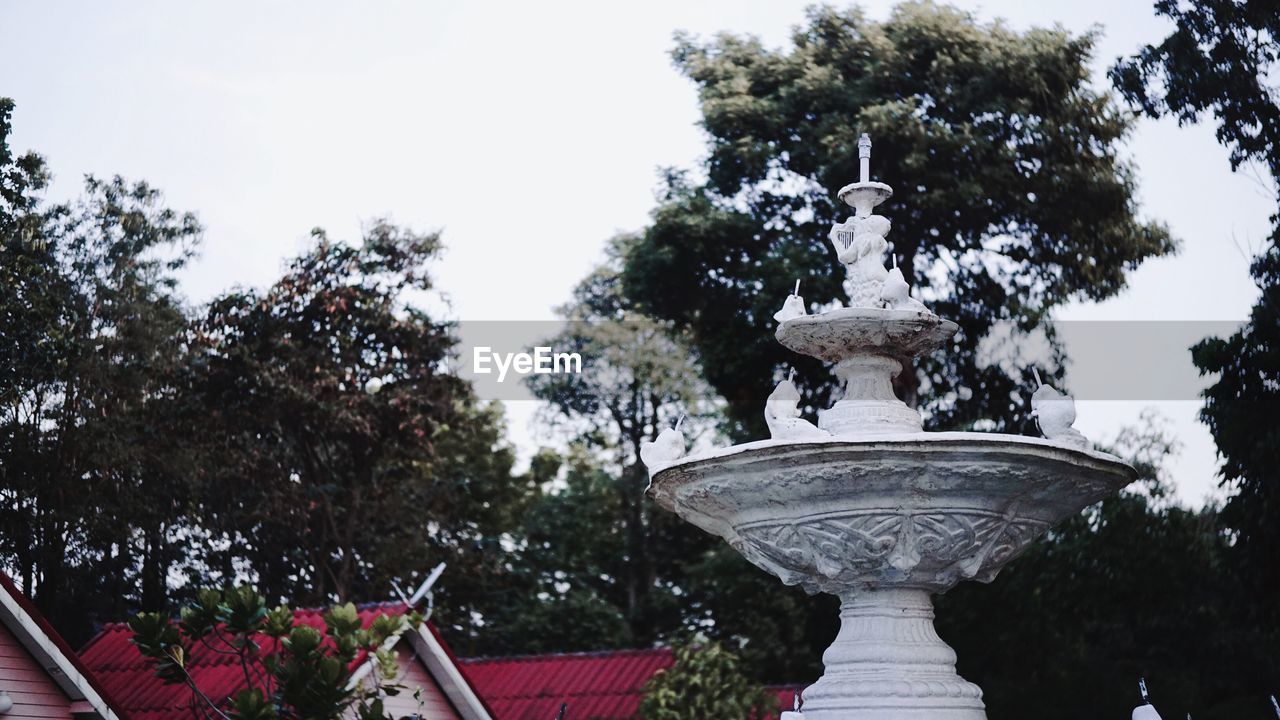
[642, 135, 1137, 719]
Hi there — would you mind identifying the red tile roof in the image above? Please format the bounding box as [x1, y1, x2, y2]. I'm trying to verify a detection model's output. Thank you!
[80, 602, 453, 720]
[459, 648, 801, 720]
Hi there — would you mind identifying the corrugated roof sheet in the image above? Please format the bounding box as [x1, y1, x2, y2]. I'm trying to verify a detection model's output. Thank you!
[80, 603, 412, 720]
[459, 648, 801, 719]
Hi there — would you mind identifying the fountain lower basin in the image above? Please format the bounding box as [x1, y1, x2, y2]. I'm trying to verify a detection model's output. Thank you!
[648, 433, 1136, 719]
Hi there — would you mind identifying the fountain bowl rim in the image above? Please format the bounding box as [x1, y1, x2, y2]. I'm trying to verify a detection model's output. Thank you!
[647, 430, 1137, 484]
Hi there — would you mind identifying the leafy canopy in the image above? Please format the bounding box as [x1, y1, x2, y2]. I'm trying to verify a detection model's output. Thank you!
[0, 97, 203, 639]
[1113, 0, 1280, 633]
[622, 2, 1174, 438]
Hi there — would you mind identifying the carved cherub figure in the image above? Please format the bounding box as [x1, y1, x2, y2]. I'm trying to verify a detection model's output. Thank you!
[1029, 377, 1089, 450]
[765, 375, 827, 440]
[831, 215, 891, 307]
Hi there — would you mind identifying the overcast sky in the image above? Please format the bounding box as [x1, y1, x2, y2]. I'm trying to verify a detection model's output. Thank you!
[3, 0, 1274, 505]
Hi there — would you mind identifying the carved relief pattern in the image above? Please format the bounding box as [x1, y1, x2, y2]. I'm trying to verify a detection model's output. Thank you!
[733, 509, 1050, 595]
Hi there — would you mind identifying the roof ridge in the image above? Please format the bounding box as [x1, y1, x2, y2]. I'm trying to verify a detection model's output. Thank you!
[461, 646, 673, 664]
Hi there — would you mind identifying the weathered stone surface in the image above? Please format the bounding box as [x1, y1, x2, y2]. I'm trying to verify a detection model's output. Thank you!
[649, 435, 1135, 720]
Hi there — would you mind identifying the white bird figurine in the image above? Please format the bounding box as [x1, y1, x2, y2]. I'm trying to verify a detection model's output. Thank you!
[765, 373, 827, 440]
[1029, 370, 1089, 450]
[774, 279, 808, 323]
[880, 264, 928, 312]
[1133, 679, 1164, 720]
[640, 416, 687, 472]
[780, 691, 803, 719]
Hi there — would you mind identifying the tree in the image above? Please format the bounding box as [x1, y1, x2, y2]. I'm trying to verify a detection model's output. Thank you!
[521, 235, 722, 646]
[129, 586, 419, 720]
[1111, 0, 1280, 181]
[185, 224, 535, 607]
[502, 237, 834, 680]
[935, 414, 1277, 720]
[1113, 0, 1280, 634]
[463, 447, 637, 656]
[621, 2, 1174, 439]
[1, 98, 535, 645]
[0, 97, 203, 641]
[638, 639, 777, 720]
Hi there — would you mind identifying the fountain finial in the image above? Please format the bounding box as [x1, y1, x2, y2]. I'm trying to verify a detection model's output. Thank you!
[1133, 678, 1163, 720]
[858, 133, 872, 183]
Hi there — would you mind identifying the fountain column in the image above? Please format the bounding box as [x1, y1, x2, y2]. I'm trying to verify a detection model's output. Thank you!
[802, 589, 984, 719]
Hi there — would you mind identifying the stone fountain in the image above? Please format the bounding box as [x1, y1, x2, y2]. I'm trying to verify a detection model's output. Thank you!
[643, 135, 1137, 719]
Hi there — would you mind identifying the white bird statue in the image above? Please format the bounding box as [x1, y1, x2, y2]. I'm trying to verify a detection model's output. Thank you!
[880, 264, 928, 312]
[1029, 370, 1089, 450]
[765, 373, 827, 440]
[640, 416, 687, 472]
[1133, 679, 1164, 720]
[774, 279, 808, 323]
[780, 691, 803, 719]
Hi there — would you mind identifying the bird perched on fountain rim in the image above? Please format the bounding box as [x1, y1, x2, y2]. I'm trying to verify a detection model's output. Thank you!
[640, 415, 686, 473]
[880, 258, 929, 313]
[765, 371, 827, 440]
[1029, 368, 1089, 450]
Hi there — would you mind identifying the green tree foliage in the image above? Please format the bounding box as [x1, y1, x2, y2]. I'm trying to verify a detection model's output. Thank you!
[499, 239, 835, 679]
[1111, 0, 1280, 181]
[464, 447, 637, 655]
[937, 415, 1277, 720]
[0, 97, 203, 640]
[0, 98, 532, 642]
[129, 586, 422, 720]
[621, 2, 1174, 439]
[516, 236, 723, 646]
[185, 224, 535, 607]
[1190, 246, 1280, 633]
[638, 639, 778, 720]
[1114, 0, 1280, 639]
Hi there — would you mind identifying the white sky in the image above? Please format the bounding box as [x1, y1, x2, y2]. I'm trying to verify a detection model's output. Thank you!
[2, 0, 1273, 506]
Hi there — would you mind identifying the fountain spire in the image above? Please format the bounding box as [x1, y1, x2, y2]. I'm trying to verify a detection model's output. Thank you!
[858, 133, 872, 182]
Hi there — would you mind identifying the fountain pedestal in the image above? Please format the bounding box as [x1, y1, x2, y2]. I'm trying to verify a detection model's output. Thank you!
[803, 589, 983, 720]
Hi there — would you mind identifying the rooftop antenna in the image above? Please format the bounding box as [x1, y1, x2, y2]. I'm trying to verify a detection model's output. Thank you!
[393, 562, 447, 617]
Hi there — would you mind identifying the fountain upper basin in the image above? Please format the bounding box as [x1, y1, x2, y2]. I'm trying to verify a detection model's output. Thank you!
[776, 307, 958, 362]
[648, 433, 1136, 597]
